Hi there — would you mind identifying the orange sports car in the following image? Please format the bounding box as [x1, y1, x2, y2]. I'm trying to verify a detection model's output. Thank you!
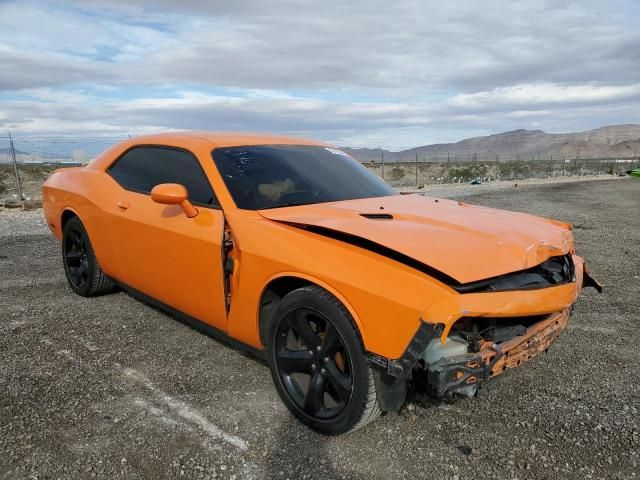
[42, 133, 601, 435]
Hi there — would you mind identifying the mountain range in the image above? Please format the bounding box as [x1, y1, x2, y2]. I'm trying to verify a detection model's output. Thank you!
[343, 124, 640, 162]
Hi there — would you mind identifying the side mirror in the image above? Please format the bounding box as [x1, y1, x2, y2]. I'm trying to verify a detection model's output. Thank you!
[150, 183, 198, 218]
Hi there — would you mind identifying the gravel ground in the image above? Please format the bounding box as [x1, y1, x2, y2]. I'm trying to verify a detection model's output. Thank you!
[1, 178, 638, 480]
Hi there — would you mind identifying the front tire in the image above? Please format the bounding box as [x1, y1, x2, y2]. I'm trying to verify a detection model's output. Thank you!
[266, 285, 381, 435]
[62, 216, 114, 297]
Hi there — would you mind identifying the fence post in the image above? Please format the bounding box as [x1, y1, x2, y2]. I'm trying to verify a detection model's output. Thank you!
[8, 132, 24, 201]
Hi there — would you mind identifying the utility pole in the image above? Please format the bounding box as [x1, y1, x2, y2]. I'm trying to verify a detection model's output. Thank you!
[415, 152, 418, 186]
[380, 149, 385, 180]
[8, 132, 23, 201]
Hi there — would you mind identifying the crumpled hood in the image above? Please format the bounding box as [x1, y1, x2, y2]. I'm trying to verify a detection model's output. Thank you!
[259, 194, 573, 284]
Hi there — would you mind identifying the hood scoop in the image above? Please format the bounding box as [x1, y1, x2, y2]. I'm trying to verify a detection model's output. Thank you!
[359, 213, 394, 220]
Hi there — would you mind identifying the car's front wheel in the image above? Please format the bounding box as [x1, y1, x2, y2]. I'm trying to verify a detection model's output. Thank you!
[266, 285, 381, 435]
[62, 216, 114, 297]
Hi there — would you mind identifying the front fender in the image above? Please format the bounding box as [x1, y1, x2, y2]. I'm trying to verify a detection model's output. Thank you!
[224, 210, 453, 359]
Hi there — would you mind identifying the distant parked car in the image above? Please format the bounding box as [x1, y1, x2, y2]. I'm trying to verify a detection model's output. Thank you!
[42, 133, 601, 434]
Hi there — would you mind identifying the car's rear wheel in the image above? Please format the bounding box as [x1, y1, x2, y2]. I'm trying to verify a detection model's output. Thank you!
[266, 285, 381, 435]
[62, 216, 114, 297]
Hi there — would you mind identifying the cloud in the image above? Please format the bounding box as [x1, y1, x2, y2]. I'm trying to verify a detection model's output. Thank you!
[3, 86, 639, 150]
[0, 44, 114, 90]
[4, 0, 639, 93]
[0, 0, 638, 148]
[1, 89, 431, 135]
[450, 83, 640, 110]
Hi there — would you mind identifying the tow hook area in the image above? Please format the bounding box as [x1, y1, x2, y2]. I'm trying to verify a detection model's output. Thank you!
[422, 349, 502, 398]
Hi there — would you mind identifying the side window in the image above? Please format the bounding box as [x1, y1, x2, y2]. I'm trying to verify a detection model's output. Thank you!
[108, 146, 218, 207]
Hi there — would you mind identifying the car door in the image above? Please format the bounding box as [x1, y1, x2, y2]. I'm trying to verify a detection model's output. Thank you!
[105, 145, 228, 332]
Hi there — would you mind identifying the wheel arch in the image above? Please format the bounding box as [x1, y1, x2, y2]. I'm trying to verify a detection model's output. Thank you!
[61, 207, 80, 230]
[257, 272, 367, 350]
[58, 206, 117, 281]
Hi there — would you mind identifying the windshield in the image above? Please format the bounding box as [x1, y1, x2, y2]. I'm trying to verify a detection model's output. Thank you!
[212, 145, 397, 210]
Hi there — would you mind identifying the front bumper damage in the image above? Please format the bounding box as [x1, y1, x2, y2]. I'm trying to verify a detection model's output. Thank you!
[372, 311, 571, 401]
[423, 309, 569, 398]
[370, 255, 602, 409]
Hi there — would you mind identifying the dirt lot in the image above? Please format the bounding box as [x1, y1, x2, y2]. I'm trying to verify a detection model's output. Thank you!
[1, 179, 638, 479]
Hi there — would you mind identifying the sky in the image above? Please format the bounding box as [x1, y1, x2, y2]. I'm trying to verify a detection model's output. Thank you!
[0, 0, 638, 150]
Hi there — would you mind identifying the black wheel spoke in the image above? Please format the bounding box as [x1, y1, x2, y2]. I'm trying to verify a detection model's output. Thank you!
[304, 371, 326, 415]
[80, 258, 88, 280]
[325, 361, 351, 402]
[274, 305, 355, 421]
[68, 266, 82, 282]
[64, 227, 89, 289]
[277, 348, 313, 373]
[321, 323, 340, 355]
[65, 251, 82, 267]
[71, 230, 81, 248]
[290, 310, 321, 349]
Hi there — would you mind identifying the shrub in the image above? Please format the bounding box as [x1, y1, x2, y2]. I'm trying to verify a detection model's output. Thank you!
[389, 166, 405, 181]
[0, 169, 10, 196]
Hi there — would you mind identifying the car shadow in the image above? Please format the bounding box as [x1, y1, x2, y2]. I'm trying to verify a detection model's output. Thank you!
[265, 415, 362, 479]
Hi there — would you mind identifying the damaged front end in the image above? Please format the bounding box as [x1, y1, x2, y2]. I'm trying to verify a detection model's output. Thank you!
[413, 310, 570, 398]
[370, 254, 602, 409]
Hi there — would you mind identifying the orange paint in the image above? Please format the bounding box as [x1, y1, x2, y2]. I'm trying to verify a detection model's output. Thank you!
[43, 132, 592, 361]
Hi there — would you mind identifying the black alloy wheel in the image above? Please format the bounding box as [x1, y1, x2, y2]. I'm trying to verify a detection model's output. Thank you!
[274, 306, 354, 419]
[266, 286, 381, 435]
[63, 227, 89, 290]
[61, 216, 114, 297]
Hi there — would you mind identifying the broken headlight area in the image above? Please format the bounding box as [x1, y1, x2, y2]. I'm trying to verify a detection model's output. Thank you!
[411, 311, 570, 399]
[454, 254, 575, 293]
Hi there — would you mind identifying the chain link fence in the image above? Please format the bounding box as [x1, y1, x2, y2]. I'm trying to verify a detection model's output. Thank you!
[0, 135, 127, 201]
[365, 156, 640, 188]
[1, 135, 639, 200]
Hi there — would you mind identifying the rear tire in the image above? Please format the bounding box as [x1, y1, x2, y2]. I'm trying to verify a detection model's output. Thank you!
[266, 285, 381, 435]
[62, 216, 114, 297]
